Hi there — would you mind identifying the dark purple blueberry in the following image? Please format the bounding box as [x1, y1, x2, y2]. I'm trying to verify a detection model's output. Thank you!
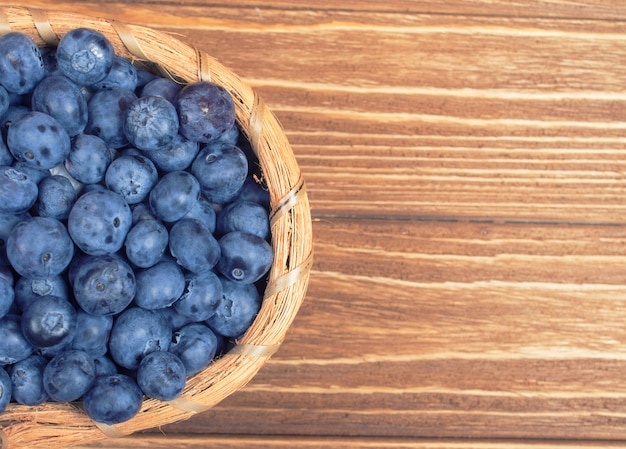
[92, 355, 118, 377]
[14, 275, 69, 312]
[7, 111, 71, 169]
[43, 349, 96, 402]
[217, 231, 273, 284]
[169, 218, 220, 274]
[205, 277, 261, 338]
[137, 350, 186, 400]
[109, 307, 172, 370]
[65, 133, 112, 184]
[191, 142, 248, 204]
[0, 165, 38, 214]
[0, 212, 28, 266]
[71, 253, 136, 316]
[56, 28, 115, 86]
[92, 55, 138, 91]
[71, 310, 113, 356]
[173, 270, 222, 321]
[7, 216, 75, 278]
[105, 154, 158, 204]
[0, 314, 34, 364]
[10, 354, 48, 405]
[31, 74, 88, 136]
[140, 77, 181, 103]
[134, 259, 185, 310]
[67, 189, 132, 256]
[143, 132, 199, 172]
[124, 218, 168, 268]
[124, 95, 179, 151]
[85, 87, 137, 149]
[21, 295, 77, 349]
[149, 170, 200, 222]
[174, 81, 235, 143]
[35, 175, 77, 220]
[169, 323, 219, 375]
[83, 374, 142, 425]
[216, 201, 270, 240]
[0, 32, 45, 94]
[182, 195, 216, 234]
[0, 366, 11, 412]
[0, 276, 13, 319]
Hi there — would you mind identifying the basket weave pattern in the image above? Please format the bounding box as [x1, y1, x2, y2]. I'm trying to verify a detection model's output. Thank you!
[0, 7, 313, 449]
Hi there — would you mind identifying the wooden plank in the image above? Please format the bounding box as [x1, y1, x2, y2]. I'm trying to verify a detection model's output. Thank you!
[35, 0, 626, 21]
[118, 218, 626, 441]
[73, 435, 626, 449]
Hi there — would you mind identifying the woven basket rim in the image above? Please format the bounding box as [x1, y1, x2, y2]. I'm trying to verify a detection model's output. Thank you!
[0, 6, 313, 449]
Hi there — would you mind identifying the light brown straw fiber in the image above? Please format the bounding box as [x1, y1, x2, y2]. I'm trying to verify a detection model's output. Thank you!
[0, 6, 313, 449]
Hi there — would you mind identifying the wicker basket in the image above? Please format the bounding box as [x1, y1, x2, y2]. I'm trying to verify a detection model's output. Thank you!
[0, 6, 313, 449]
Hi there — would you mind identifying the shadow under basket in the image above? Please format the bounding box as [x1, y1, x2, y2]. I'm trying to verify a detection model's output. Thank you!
[0, 6, 314, 449]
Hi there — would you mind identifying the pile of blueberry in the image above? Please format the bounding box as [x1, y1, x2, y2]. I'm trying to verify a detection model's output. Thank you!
[0, 28, 274, 425]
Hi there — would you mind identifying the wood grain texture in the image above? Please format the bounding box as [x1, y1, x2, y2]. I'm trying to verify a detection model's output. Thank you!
[1, 1, 626, 448]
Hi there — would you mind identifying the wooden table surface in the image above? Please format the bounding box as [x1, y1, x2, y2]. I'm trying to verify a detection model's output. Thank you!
[4, 0, 626, 448]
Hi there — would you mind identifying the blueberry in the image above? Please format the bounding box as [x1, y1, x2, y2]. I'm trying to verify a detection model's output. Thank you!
[143, 133, 199, 172]
[0, 165, 38, 214]
[92, 355, 118, 377]
[7, 110, 71, 169]
[67, 189, 132, 255]
[0, 264, 12, 285]
[21, 295, 77, 349]
[159, 306, 193, 331]
[217, 231, 273, 284]
[0, 136, 13, 166]
[105, 154, 158, 204]
[0, 32, 45, 94]
[10, 354, 48, 405]
[83, 374, 143, 425]
[35, 175, 77, 220]
[149, 170, 200, 222]
[14, 275, 69, 312]
[137, 350, 186, 400]
[7, 216, 75, 278]
[131, 201, 157, 223]
[169, 218, 220, 273]
[85, 87, 138, 149]
[124, 95, 179, 152]
[0, 212, 28, 266]
[173, 270, 222, 321]
[109, 307, 172, 370]
[43, 349, 96, 402]
[0, 277, 13, 319]
[71, 253, 136, 316]
[170, 323, 219, 376]
[206, 277, 261, 338]
[134, 259, 185, 310]
[216, 201, 270, 240]
[140, 77, 181, 103]
[71, 310, 113, 356]
[0, 85, 10, 120]
[92, 55, 138, 91]
[124, 218, 168, 268]
[0, 366, 11, 412]
[0, 314, 34, 364]
[191, 143, 248, 204]
[31, 74, 88, 136]
[56, 28, 115, 86]
[65, 133, 112, 184]
[174, 81, 235, 143]
[182, 195, 217, 234]
[0, 104, 29, 141]
[11, 160, 50, 184]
